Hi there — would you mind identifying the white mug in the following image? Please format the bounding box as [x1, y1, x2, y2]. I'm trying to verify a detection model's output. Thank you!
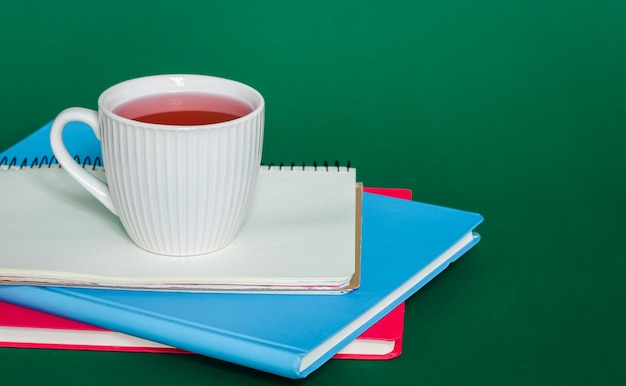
[50, 74, 264, 256]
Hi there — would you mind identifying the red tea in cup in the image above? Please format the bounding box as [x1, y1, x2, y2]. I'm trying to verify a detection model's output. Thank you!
[113, 92, 253, 125]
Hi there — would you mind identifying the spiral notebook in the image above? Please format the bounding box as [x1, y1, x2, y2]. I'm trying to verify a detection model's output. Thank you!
[0, 121, 360, 292]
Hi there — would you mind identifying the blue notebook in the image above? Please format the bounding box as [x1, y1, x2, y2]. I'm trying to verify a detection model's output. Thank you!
[0, 121, 484, 378]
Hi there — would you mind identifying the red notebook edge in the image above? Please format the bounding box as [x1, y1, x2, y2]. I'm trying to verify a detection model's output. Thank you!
[0, 187, 411, 360]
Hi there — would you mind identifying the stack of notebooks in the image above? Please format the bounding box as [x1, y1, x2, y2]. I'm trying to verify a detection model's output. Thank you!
[0, 121, 483, 379]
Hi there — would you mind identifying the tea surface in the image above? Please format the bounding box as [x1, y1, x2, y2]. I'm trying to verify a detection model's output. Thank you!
[113, 93, 252, 125]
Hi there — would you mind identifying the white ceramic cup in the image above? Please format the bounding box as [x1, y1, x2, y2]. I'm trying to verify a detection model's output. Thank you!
[50, 74, 264, 256]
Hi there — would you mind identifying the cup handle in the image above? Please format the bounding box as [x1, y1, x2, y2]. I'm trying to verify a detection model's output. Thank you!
[50, 107, 117, 216]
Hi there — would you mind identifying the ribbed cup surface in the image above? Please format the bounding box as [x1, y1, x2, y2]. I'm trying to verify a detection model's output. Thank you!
[100, 112, 263, 256]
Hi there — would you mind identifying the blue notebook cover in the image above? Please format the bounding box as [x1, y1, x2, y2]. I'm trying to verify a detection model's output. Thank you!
[0, 122, 484, 378]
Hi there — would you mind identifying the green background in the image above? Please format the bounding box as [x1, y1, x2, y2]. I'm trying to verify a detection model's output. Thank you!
[1, 1, 625, 385]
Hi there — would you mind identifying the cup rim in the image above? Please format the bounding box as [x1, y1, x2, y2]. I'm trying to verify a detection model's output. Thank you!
[97, 74, 264, 131]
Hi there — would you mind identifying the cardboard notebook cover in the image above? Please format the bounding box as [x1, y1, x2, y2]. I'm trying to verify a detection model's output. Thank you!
[0, 188, 411, 361]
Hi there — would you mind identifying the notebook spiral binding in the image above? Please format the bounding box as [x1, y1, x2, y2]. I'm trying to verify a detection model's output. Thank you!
[0, 155, 103, 170]
[1, 156, 351, 172]
[262, 160, 352, 172]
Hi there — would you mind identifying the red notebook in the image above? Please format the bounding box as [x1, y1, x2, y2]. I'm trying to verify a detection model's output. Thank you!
[0, 187, 411, 360]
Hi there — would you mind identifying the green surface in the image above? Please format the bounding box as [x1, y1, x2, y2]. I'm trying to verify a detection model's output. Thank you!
[1, 1, 625, 385]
